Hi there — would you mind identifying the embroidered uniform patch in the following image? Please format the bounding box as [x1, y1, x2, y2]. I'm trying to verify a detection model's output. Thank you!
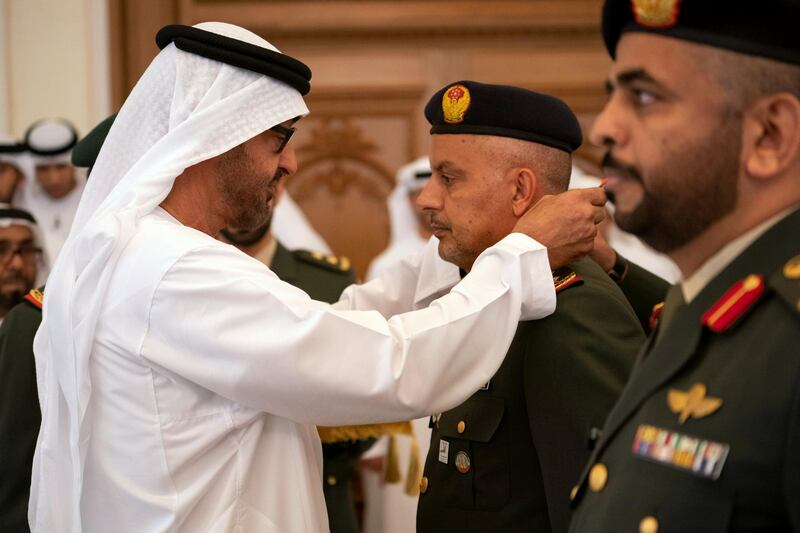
[632, 424, 729, 480]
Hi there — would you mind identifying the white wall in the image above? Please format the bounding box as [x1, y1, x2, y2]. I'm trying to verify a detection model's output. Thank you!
[0, 0, 110, 139]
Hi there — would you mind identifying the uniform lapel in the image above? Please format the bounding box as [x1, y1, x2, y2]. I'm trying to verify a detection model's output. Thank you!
[593, 207, 800, 460]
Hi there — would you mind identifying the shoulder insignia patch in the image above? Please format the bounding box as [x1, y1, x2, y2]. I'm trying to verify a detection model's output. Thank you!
[702, 274, 764, 333]
[769, 254, 800, 319]
[24, 288, 44, 310]
[295, 250, 352, 273]
[552, 268, 584, 294]
[649, 301, 665, 332]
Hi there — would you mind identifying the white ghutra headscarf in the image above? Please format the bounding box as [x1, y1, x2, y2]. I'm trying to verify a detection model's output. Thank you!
[30, 22, 309, 531]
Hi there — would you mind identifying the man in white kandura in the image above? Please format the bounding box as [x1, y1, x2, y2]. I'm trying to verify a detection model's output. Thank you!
[30, 22, 605, 532]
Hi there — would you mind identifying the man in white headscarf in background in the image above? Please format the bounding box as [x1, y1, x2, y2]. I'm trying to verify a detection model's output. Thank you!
[362, 156, 433, 533]
[16, 118, 85, 262]
[30, 22, 605, 532]
[366, 156, 432, 280]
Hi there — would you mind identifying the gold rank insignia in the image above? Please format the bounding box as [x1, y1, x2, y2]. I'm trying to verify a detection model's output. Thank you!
[631, 0, 681, 28]
[784, 255, 800, 280]
[442, 84, 471, 124]
[552, 268, 583, 294]
[667, 383, 722, 424]
[24, 288, 44, 309]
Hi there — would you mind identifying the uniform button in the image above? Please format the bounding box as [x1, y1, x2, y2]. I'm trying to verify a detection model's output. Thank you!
[570, 485, 579, 501]
[588, 463, 608, 492]
[457, 420, 466, 434]
[419, 476, 429, 494]
[326, 476, 337, 486]
[639, 516, 658, 533]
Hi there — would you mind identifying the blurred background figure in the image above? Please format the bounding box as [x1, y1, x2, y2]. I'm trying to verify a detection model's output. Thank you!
[366, 156, 432, 280]
[0, 205, 45, 324]
[361, 156, 434, 533]
[16, 119, 84, 262]
[0, 139, 28, 206]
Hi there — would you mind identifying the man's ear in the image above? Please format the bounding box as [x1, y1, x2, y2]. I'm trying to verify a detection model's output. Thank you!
[511, 167, 538, 217]
[742, 93, 800, 180]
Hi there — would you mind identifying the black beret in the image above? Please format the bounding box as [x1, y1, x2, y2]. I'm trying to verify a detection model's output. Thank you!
[602, 0, 800, 66]
[72, 114, 116, 168]
[156, 25, 312, 95]
[424, 80, 582, 153]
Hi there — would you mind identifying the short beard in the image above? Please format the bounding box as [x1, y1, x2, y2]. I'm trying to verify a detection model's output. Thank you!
[612, 113, 742, 253]
[0, 286, 26, 314]
[217, 144, 281, 231]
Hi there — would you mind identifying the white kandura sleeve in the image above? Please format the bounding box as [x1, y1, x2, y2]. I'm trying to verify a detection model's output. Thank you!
[141, 232, 555, 426]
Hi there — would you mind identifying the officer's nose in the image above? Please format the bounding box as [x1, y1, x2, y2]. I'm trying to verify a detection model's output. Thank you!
[416, 175, 443, 212]
[589, 96, 629, 150]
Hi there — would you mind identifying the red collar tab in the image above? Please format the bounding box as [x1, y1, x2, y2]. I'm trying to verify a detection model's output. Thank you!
[553, 270, 583, 294]
[702, 274, 765, 333]
[24, 288, 44, 309]
[649, 301, 665, 331]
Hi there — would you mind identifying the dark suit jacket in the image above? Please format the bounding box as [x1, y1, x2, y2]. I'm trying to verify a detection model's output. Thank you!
[0, 298, 42, 533]
[417, 257, 644, 533]
[569, 208, 800, 532]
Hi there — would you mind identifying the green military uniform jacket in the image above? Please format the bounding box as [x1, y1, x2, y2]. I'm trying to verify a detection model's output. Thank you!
[270, 243, 374, 533]
[0, 292, 43, 533]
[569, 208, 800, 532]
[616, 258, 670, 332]
[416, 257, 645, 533]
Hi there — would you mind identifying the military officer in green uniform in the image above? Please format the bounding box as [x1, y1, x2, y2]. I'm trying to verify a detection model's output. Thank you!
[0, 116, 114, 533]
[414, 80, 645, 532]
[220, 216, 374, 533]
[0, 208, 44, 533]
[569, 2, 800, 531]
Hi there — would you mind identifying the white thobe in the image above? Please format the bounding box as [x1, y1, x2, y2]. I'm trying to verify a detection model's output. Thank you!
[65, 208, 554, 532]
[17, 177, 85, 264]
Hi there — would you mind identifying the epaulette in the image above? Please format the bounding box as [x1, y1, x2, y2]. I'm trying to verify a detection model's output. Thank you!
[769, 254, 800, 320]
[702, 274, 765, 333]
[649, 301, 665, 332]
[553, 267, 583, 294]
[23, 288, 44, 310]
[294, 250, 352, 274]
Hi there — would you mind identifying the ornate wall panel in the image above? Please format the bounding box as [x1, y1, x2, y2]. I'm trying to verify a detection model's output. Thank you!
[110, 0, 610, 278]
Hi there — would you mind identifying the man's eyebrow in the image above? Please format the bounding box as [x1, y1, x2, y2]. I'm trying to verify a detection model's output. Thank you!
[433, 160, 465, 176]
[615, 68, 664, 88]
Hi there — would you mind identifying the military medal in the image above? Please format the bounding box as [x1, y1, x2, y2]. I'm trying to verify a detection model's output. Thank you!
[454, 451, 471, 474]
[632, 424, 729, 480]
[667, 383, 722, 424]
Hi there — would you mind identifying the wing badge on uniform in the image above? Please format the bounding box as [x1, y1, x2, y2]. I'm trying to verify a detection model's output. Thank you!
[667, 383, 722, 424]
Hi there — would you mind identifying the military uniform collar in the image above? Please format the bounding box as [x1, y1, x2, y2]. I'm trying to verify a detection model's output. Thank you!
[682, 206, 797, 303]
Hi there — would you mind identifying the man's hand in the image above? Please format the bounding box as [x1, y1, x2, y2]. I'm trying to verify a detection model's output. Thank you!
[512, 188, 606, 270]
[589, 224, 617, 272]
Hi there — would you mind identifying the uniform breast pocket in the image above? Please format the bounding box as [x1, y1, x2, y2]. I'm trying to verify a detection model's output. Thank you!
[438, 395, 508, 511]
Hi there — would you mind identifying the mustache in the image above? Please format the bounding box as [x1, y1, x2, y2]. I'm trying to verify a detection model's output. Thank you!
[601, 152, 643, 184]
[428, 215, 451, 229]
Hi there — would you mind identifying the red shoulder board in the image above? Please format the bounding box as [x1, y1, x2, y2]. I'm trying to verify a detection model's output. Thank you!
[553, 270, 584, 294]
[24, 288, 44, 309]
[649, 301, 665, 331]
[701, 274, 764, 333]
